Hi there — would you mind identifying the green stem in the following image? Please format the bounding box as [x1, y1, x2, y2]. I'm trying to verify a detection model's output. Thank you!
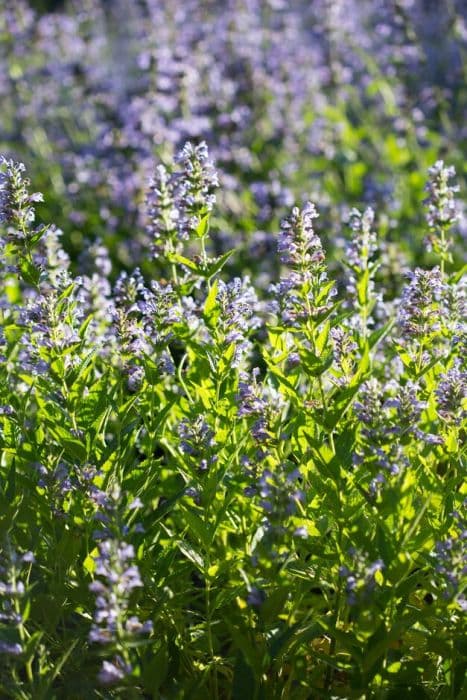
[440, 226, 446, 278]
[204, 553, 219, 700]
[200, 235, 207, 266]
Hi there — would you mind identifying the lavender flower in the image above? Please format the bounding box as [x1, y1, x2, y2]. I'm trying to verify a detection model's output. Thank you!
[432, 512, 467, 610]
[435, 362, 467, 424]
[126, 365, 145, 393]
[354, 378, 393, 444]
[237, 368, 284, 445]
[339, 550, 385, 605]
[0, 158, 42, 233]
[237, 368, 268, 419]
[330, 326, 358, 380]
[385, 382, 426, 435]
[139, 281, 183, 333]
[23, 282, 82, 343]
[111, 272, 180, 383]
[353, 379, 434, 494]
[398, 267, 444, 340]
[89, 539, 151, 646]
[147, 164, 180, 258]
[98, 656, 133, 686]
[146, 142, 219, 263]
[37, 226, 71, 284]
[175, 141, 219, 237]
[424, 160, 459, 232]
[114, 269, 146, 308]
[0, 157, 48, 278]
[345, 208, 378, 272]
[442, 276, 466, 349]
[177, 415, 217, 473]
[256, 465, 304, 529]
[0, 543, 34, 657]
[271, 203, 336, 328]
[86, 481, 152, 684]
[215, 276, 260, 366]
[342, 207, 380, 335]
[277, 202, 321, 268]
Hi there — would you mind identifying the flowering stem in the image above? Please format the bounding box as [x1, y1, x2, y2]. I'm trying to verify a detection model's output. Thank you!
[200, 235, 207, 267]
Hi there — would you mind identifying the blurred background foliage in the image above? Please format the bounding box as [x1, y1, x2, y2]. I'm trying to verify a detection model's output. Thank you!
[26, 0, 66, 12]
[1, 0, 466, 287]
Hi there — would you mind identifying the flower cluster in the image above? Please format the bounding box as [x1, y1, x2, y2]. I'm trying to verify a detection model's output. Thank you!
[271, 203, 336, 328]
[0, 544, 34, 657]
[330, 326, 358, 382]
[435, 362, 467, 425]
[353, 378, 440, 495]
[339, 550, 385, 606]
[0, 158, 43, 238]
[277, 203, 321, 268]
[237, 368, 285, 445]
[18, 275, 82, 354]
[147, 141, 219, 261]
[397, 267, 445, 357]
[215, 276, 260, 367]
[342, 207, 380, 336]
[177, 415, 217, 474]
[89, 540, 149, 643]
[255, 464, 305, 534]
[432, 510, 467, 610]
[107, 270, 172, 387]
[424, 160, 459, 232]
[147, 164, 180, 259]
[175, 141, 219, 236]
[88, 489, 152, 685]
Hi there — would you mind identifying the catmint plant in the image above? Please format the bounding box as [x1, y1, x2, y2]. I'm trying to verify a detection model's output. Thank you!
[88, 486, 152, 687]
[0, 144, 465, 699]
[271, 202, 335, 329]
[147, 141, 219, 281]
[424, 160, 459, 274]
[342, 207, 380, 341]
[0, 543, 34, 656]
[0, 158, 48, 288]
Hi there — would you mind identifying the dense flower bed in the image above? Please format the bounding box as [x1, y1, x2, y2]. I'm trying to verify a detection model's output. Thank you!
[0, 145, 465, 698]
[0, 1, 466, 697]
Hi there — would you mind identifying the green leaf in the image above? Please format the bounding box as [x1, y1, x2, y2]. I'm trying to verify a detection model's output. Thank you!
[202, 249, 235, 280]
[177, 541, 204, 570]
[22, 631, 43, 664]
[182, 507, 213, 549]
[167, 252, 199, 271]
[195, 213, 210, 239]
[19, 259, 41, 287]
[142, 642, 169, 692]
[302, 350, 333, 377]
[232, 652, 256, 700]
[28, 225, 49, 247]
[368, 318, 394, 350]
[324, 383, 362, 430]
[203, 279, 219, 319]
